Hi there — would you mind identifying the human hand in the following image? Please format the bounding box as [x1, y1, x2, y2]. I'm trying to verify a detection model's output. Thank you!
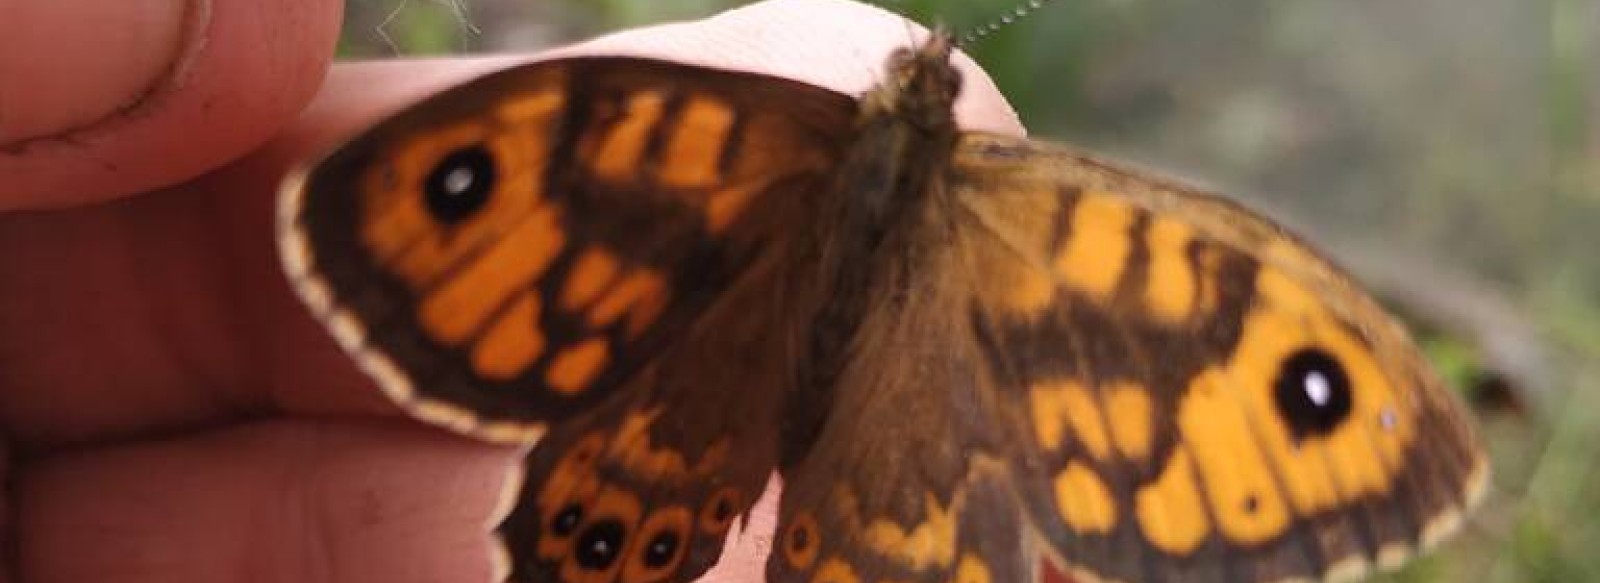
[0, 1, 1020, 581]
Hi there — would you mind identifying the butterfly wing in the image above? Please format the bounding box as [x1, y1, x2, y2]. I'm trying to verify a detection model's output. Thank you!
[278, 58, 856, 581]
[960, 133, 1490, 582]
[764, 132, 1487, 583]
[280, 57, 852, 440]
[495, 239, 817, 583]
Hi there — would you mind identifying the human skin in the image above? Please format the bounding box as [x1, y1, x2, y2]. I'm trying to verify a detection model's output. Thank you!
[0, 0, 1022, 581]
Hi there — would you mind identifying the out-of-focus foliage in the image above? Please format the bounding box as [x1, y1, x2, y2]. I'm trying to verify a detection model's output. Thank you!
[338, 1, 1600, 581]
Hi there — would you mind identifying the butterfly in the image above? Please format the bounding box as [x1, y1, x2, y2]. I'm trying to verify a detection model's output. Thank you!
[277, 24, 1487, 583]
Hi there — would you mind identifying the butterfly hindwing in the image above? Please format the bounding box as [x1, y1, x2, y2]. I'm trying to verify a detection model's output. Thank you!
[493, 163, 883, 580]
[280, 57, 855, 441]
[499, 239, 816, 582]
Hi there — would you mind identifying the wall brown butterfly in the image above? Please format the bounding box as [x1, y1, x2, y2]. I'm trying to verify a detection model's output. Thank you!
[278, 6, 1488, 583]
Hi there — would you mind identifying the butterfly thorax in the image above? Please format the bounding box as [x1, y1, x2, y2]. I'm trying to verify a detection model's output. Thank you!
[845, 33, 962, 230]
[819, 33, 965, 295]
[783, 36, 968, 465]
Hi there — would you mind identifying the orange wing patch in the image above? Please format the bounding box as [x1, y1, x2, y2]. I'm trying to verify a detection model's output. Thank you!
[953, 554, 993, 583]
[1178, 368, 1292, 544]
[809, 558, 862, 583]
[1052, 461, 1117, 534]
[1142, 217, 1198, 322]
[419, 205, 566, 344]
[607, 409, 730, 481]
[472, 292, 548, 380]
[861, 493, 959, 569]
[659, 96, 737, 188]
[562, 247, 625, 312]
[495, 89, 566, 124]
[587, 269, 671, 338]
[1104, 382, 1154, 462]
[1053, 191, 1135, 300]
[1135, 448, 1211, 555]
[1029, 380, 1111, 460]
[591, 91, 668, 181]
[703, 181, 765, 236]
[546, 338, 612, 395]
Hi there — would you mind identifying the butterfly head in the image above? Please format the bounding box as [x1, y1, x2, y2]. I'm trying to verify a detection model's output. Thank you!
[865, 32, 962, 134]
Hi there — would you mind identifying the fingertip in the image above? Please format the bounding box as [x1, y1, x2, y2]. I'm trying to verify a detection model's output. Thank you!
[547, 0, 1025, 136]
[254, 0, 1021, 188]
[266, 57, 533, 162]
[0, 0, 343, 211]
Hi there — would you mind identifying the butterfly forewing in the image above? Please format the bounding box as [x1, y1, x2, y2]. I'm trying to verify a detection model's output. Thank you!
[280, 58, 855, 441]
[948, 133, 1489, 582]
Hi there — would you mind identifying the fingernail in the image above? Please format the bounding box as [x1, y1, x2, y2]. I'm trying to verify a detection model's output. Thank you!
[0, 0, 204, 145]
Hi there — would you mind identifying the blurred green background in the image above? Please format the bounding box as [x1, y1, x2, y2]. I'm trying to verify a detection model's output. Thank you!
[336, 1, 1599, 581]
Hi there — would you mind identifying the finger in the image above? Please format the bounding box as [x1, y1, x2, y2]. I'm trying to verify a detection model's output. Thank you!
[0, 0, 343, 211]
[543, 0, 1024, 136]
[698, 477, 783, 582]
[0, 0, 1019, 447]
[0, 60, 529, 450]
[18, 419, 519, 583]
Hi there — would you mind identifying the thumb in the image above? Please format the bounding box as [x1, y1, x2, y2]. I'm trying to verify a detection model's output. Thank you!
[0, 0, 343, 211]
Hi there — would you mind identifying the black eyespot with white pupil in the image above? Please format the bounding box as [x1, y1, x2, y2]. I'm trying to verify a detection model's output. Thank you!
[423, 144, 496, 223]
[573, 519, 627, 570]
[1274, 348, 1354, 440]
[642, 530, 681, 568]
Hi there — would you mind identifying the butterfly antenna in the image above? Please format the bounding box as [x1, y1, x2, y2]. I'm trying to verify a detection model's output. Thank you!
[870, 0, 915, 21]
[374, 0, 411, 56]
[375, 0, 481, 56]
[958, 0, 1058, 46]
[434, 0, 481, 36]
[431, 0, 481, 53]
